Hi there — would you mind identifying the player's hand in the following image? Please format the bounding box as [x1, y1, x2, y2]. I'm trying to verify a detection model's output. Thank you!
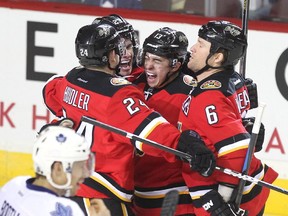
[38, 118, 74, 134]
[245, 78, 258, 109]
[89, 198, 111, 216]
[242, 117, 265, 152]
[177, 130, 216, 177]
[194, 190, 248, 216]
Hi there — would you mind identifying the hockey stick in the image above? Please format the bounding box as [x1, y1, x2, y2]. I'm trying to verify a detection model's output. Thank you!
[81, 116, 193, 163]
[81, 116, 288, 195]
[160, 190, 179, 216]
[235, 102, 266, 207]
[216, 166, 288, 195]
[239, 0, 250, 78]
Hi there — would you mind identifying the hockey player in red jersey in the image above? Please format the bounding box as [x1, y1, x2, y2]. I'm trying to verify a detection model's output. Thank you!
[92, 14, 143, 82]
[178, 20, 278, 216]
[42, 22, 216, 215]
[132, 27, 196, 215]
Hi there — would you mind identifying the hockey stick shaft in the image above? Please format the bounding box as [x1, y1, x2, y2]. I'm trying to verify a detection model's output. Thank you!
[235, 102, 266, 206]
[239, 0, 250, 78]
[216, 166, 288, 195]
[81, 116, 288, 195]
[81, 116, 192, 162]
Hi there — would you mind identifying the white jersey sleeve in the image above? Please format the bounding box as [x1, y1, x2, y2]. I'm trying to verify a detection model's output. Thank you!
[0, 176, 85, 216]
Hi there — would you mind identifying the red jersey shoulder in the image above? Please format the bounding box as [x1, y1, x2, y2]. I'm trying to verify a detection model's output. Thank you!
[165, 74, 196, 95]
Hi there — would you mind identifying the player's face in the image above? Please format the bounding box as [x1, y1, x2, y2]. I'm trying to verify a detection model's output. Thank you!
[188, 37, 211, 72]
[69, 160, 90, 196]
[144, 52, 171, 88]
[118, 38, 134, 77]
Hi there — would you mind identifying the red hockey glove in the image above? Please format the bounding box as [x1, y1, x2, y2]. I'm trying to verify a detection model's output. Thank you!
[177, 130, 216, 177]
[193, 190, 248, 216]
[245, 78, 258, 109]
[242, 117, 265, 152]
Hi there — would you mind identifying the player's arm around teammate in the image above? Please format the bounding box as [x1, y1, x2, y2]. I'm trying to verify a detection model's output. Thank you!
[178, 20, 278, 216]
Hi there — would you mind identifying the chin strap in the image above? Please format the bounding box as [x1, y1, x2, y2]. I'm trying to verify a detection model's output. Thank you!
[47, 172, 72, 196]
[156, 70, 179, 89]
[46, 162, 73, 196]
[193, 53, 234, 77]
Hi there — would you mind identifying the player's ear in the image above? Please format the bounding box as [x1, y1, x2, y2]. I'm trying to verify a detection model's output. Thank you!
[171, 61, 181, 72]
[108, 50, 118, 65]
[51, 162, 65, 181]
[214, 52, 225, 64]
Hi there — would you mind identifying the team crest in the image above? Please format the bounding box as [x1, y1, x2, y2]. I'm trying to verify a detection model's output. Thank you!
[50, 203, 72, 216]
[183, 75, 197, 87]
[110, 77, 131, 85]
[56, 134, 67, 143]
[200, 80, 221, 89]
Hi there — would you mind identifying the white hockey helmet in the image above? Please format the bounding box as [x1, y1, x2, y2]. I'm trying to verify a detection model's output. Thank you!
[33, 126, 93, 191]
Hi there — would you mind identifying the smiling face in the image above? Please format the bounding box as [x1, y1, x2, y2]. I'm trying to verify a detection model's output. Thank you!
[118, 37, 134, 77]
[144, 52, 174, 88]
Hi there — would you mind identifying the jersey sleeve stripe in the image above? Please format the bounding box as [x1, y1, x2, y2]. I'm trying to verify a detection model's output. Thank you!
[217, 138, 249, 157]
[135, 116, 168, 151]
[90, 172, 133, 202]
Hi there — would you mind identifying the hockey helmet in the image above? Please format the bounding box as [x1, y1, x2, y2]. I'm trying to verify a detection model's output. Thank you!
[198, 20, 247, 66]
[141, 27, 188, 66]
[93, 14, 139, 60]
[75, 23, 125, 67]
[33, 126, 94, 191]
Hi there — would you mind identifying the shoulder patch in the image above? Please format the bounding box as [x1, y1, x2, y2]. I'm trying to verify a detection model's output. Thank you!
[75, 65, 84, 69]
[183, 75, 197, 87]
[110, 77, 131, 86]
[200, 80, 222, 89]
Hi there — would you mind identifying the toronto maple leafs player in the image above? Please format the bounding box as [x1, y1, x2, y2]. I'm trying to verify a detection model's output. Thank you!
[0, 126, 94, 216]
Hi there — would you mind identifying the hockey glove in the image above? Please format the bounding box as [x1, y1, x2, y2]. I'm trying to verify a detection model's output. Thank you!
[177, 130, 216, 177]
[193, 190, 248, 216]
[245, 78, 258, 109]
[242, 117, 265, 152]
[38, 118, 74, 134]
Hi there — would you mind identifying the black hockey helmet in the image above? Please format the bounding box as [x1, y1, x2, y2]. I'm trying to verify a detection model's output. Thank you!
[141, 27, 188, 67]
[92, 14, 139, 56]
[198, 20, 247, 66]
[75, 23, 125, 67]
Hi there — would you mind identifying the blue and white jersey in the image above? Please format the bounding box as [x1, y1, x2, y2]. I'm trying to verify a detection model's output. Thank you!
[0, 176, 85, 216]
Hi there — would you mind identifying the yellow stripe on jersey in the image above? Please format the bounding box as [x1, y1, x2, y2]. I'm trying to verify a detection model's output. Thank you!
[90, 172, 132, 203]
[83, 198, 91, 216]
[243, 165, 265, 195]
[134, 186, 189, 199]
[190, 189, 212, 200]
[218, 138, 249, 157]
[120, 203, 129, 216]
[135, 116, 168, 151]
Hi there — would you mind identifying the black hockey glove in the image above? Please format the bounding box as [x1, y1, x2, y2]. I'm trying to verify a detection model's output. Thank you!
[177, 130, 216, 177]
[245, 78, 258, 109]
[193, 190, 248, 216]
[38, 118, 74, 134]
[242, 117, 265, 152]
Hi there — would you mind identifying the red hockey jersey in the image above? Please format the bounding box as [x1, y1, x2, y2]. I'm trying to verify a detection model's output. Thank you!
[42, 66, 183, 203]
[178, 69, 278, 215]
[133, 73, 197, 215]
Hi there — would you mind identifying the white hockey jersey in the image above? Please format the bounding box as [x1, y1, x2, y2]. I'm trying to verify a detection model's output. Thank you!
[0, 176, 85, 216]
